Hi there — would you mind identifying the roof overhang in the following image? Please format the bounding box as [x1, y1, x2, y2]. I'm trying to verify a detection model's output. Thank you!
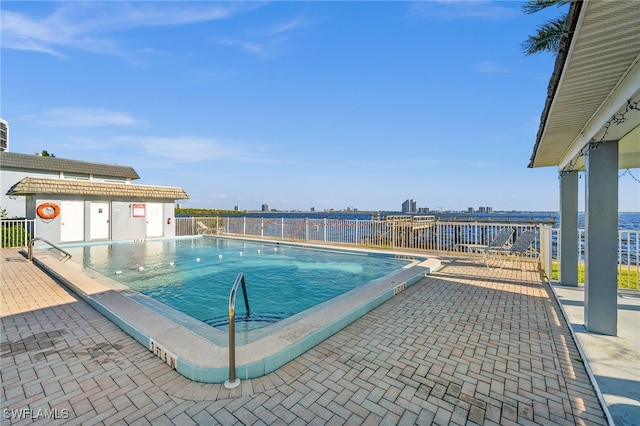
[529, 0, 640, 171]
[6, 177, 189, 201]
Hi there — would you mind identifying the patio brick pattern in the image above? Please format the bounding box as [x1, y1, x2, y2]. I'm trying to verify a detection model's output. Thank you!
[1, 248, 606, 425]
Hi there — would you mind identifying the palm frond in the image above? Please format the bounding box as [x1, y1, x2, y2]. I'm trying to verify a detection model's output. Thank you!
[521, 15, 567, 56]
[522, 0, 566, 15]
[522, 0, 570, 15]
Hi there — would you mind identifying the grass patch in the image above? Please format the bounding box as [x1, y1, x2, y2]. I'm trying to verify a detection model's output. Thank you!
[551, 262, 638, 290]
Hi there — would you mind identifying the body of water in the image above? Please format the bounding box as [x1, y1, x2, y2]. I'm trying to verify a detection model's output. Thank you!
[65, 238, 412, 329]
[240, 211, 640, 230]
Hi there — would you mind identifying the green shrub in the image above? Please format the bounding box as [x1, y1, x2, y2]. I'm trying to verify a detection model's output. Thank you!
[1, 225, 29, 247]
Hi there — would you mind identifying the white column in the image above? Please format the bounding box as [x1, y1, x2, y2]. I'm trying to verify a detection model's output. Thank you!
[584, 141, 618, 336]
[559, 171, 579, 286]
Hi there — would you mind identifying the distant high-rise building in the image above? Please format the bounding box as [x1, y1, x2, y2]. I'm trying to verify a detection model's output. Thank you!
[234, 206, 239, 211]
[261, 204, 269, 212]
[402, 199, 417, 213]
[310, 207, 315, 212]
[0, 118, 8, 152]
[468, 207, 474, 213]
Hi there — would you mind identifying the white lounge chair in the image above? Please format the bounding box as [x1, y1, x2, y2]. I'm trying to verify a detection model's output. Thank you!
[458, 228, 514, 263]
[485, 230, 538, 269]
[197, 221, 215, 235]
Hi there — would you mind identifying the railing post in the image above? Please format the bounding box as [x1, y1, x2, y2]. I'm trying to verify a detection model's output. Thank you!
[281, 218, 284, 239]
[355, 219, 359, 245]
[323, 218, 327, 242]
[261, 218, 264, 237]
[23, 219, 28, 248]
[225, 273, 250, 389]
[27, 239, 33, 261]
[540, 225, 553, 278]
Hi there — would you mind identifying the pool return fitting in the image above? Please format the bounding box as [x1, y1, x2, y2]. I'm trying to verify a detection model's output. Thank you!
[225, 272, 250, 389]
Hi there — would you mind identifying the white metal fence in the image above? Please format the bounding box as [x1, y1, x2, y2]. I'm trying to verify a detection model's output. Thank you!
[1, 219, 35, 248]
[175, 217, 638, 287]
[5, 216, 636, 287]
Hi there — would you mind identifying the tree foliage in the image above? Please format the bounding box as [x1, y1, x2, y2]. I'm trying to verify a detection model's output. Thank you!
[521, 0, 570, 56]
[175, 208, 246, 216]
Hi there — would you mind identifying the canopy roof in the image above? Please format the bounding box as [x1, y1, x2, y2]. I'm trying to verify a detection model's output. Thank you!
[529, 0, 640, 171]
[7, 177, 189, 201]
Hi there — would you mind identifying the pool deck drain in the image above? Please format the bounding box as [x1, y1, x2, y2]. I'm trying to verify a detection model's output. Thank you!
[2, 247, 636, 424]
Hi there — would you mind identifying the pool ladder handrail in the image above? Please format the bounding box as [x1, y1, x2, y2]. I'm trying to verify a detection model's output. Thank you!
[225, 272, 250, 389]
[27, 237, 72, 262]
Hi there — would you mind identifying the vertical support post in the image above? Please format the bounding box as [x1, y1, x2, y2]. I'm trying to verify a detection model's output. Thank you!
[355, 219, 359, 245]
[281, 218, 284, 239]
[243, 217, 246, 236]
[323, 218, 327, 242]
[261, 218, 264, 238]
[559, 170, 579, 286]
[540, 225, 553, 279]
[584, 141, 618, 336]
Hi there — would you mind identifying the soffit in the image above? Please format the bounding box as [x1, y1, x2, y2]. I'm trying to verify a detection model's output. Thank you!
[530, 0, 640, 170]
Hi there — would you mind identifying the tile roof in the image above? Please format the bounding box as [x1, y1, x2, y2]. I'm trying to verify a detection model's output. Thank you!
[0, 152, 140, 179]
[6, 177, 189, 200]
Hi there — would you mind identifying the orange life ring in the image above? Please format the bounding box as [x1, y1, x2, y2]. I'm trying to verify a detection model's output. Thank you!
[37, 202, 61, 220]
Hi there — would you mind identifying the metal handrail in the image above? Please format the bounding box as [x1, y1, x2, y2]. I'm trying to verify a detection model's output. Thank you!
[27, 237, 72, 262]
[224, 272, 250, 389]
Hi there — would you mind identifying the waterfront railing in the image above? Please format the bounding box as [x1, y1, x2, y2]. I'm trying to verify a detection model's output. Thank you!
[176, 216, 638, 288]
[8, 216, 634, 288]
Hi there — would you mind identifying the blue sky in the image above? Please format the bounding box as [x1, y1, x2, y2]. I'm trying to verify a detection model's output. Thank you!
[2, 1, 638, 212]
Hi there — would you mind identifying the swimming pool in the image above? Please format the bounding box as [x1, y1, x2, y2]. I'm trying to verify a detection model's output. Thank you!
[35, 236, 441, 383]
[64, 237, 412, 330]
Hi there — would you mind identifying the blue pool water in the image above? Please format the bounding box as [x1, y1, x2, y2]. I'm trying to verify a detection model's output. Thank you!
[64, 237, 412, 328]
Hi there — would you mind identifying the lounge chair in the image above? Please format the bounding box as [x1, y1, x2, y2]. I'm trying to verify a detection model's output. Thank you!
[197, 221, 215, 235]
[458, 228, 514, 263]
[485, 230, 538, 269]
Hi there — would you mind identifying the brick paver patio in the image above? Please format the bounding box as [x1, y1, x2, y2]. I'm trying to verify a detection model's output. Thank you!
[1, 248, 606, 425]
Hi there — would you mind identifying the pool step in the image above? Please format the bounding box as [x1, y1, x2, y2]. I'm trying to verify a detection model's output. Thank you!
[204, 312, 293, 328]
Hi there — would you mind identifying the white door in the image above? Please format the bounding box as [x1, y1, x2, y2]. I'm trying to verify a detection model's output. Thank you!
[146, 203, 164, 238]
[90, 202, 110, 240]
[60, 201, 85, 242]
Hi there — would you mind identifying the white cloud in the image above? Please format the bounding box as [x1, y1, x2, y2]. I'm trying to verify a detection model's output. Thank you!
[36, 107, 143, 127]
[267, 16, 307, 36]
[1, 2, 253, 56]
[211, 37, 267, 56]
[473, 61, 508, 74]
[111, 135, 291, 165]
[408, 1, 518, 20]
[212, 14, 310, 57]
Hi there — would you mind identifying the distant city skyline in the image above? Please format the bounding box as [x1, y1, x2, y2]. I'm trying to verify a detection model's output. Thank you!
[2, 2, 638, 212]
